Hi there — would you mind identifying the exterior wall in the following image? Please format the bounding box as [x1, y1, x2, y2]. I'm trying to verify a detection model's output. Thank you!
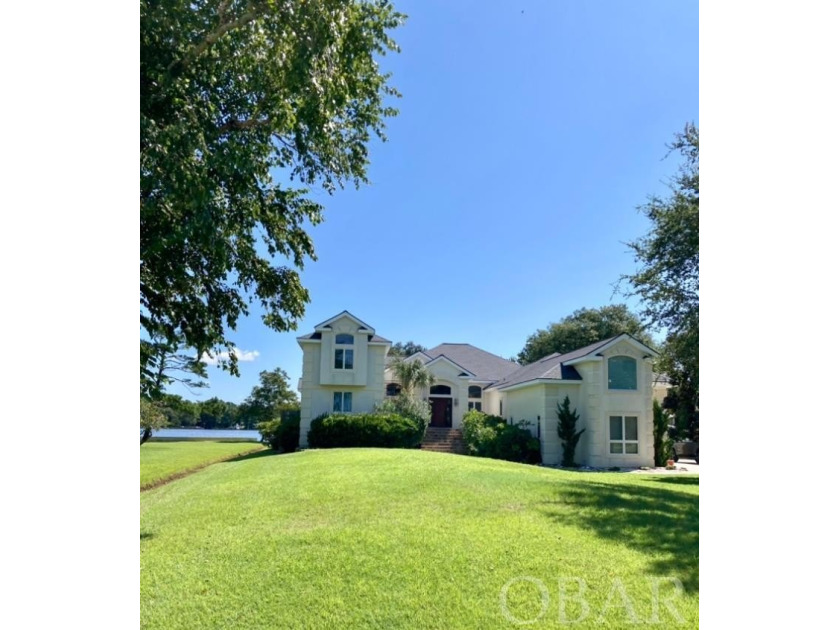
[503, 386, 546, 437]
[483, 387, 502, 418]
[318, 316, 371, 387]
[298, 315, 389, 447]
[578, 340, 655, 468]
[542, 384, 583, 466]
[653, 382, 669, 406]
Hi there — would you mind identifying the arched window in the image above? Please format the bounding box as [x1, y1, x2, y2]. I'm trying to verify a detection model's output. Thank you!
[430, 385, 451, 396]
[336, 333, 354, 345]
[468, 386, 482, 399]
[386, 383, 402, 397]
[608, 356, 637, 390]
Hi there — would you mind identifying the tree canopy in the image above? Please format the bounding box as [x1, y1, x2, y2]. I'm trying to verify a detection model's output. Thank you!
[621, 123, 699, 438]
[140, 0, 405, 383]
[240, 368, 300, 426]
[517, 305, 653, 365]
[387, 341, 427, 358]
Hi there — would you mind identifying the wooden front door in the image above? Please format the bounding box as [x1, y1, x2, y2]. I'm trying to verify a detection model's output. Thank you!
[430, 397, 452, 427]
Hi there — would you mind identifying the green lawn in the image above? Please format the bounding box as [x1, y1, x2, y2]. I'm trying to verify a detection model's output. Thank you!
[140, 440, 266, 490]
[141, 449, 699, 629]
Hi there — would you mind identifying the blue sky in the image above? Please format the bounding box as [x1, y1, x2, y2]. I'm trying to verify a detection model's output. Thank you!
[189, 0, 698, 404]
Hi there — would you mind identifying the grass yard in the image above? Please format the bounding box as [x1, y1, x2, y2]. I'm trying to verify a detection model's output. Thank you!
[140, 440, 265, 490]
[141, 449, 699, 629]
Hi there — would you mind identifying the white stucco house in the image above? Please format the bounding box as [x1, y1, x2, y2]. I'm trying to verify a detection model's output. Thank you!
[297, 310, 660, 467]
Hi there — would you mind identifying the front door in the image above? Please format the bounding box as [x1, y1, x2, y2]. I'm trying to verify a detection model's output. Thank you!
[429, 397, 452, 427]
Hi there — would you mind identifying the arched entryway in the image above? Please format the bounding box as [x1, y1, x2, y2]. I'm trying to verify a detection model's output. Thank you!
[429, 384, 453, 427]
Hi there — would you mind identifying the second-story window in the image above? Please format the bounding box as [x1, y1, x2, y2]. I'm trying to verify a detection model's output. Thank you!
[334, 334, 354, 369]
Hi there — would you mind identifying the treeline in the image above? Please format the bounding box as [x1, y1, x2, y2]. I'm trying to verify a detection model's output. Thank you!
[157, 394, 260, 430]
[159, 368, 301, 430]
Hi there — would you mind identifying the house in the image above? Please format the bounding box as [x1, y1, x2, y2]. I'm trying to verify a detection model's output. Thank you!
[297, 310, 660, 467]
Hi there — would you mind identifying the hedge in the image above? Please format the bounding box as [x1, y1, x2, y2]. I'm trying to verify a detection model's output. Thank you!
[308, 412, 424, 449]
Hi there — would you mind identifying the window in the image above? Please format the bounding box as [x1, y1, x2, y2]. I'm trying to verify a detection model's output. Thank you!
[334, 334, 354, 369]
[608, 356, 637, 390]
[430, 385, 451, 396]
[385, 383, 402, 397]
[499, 401, 503, 416]
[468, 385, 482, 411]
[609, 415, 639, 454]
[333, 392, 352, 413]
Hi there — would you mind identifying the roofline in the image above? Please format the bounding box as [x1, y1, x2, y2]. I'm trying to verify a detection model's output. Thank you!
[491, 378, 584, 393]
[590, 333, 659, 357]
[313, 310, 375, 332]
[423, 354, 477, 378]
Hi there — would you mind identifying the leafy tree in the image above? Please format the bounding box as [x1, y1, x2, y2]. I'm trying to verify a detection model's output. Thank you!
[241, 368, 299, 426]
[141, 1, 406, 380]
[141, 334, 208, 399]
[198, 397, 239, 429]
[556, 396, 585, 467]
[158, 393, 200, 427]
[387, 341, 427, 358]
[517, 305, 654, 364]
[140, 398, 168, 445]
[621, 123, 699, 439]
[388, 359, 436, 396]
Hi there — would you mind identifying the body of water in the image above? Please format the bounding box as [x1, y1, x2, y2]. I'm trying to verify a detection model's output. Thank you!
[153, 428, 261, 441]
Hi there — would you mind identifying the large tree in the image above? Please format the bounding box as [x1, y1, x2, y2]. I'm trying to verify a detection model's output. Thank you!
[141, 1, 405, 381]
[240, 368, 300, 427]
[621, 123, 699, 439]
[517, 305, 654, 365]
[140, 333, 208, 399]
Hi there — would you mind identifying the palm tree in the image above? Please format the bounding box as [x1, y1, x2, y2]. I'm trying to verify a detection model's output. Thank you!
[389, 358, 436, 396]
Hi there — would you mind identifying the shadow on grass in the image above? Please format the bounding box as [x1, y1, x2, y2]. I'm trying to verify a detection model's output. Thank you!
[651, 476, 699, 486]
[140, 532, 154, 541]
[221, 449, 285, 464]
[539, 479, 699, 593]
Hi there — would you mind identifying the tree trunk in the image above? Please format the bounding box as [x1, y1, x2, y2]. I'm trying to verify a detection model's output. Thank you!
[140, 427, 153, 445]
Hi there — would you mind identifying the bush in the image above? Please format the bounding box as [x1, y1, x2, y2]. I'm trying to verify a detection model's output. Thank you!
[308, 413, 424, 449]
[461, 410, 541, 464]
[653, 400, 674, 467]
[374, 394, 431, 437]
[556, 396, 585, 467]
[257, 409, 301, 452]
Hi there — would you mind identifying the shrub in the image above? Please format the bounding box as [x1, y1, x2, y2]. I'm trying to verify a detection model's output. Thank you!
[374, 394, 431, 437]
[257, 409, 301, 453]
[308, 413, 424, 449]
[556, 396, 585, 467]
[140, 398, 168, 445]
[652, 399, 673, 467]
[461, 410, 541, 464]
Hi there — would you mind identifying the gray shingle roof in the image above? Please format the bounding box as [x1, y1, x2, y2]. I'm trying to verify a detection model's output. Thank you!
[421, 343, 520, 382]
[487, 335, 627, 390]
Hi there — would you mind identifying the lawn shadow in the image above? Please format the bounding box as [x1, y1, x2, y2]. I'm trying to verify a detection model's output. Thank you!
[221, 449, 284, 464]
[650, 476, 699, 486]
[538, 478, 699, 593]
[140, 532, 155, 541]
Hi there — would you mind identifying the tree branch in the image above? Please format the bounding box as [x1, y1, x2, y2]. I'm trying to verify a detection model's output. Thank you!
[167, 3, 260, 75]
